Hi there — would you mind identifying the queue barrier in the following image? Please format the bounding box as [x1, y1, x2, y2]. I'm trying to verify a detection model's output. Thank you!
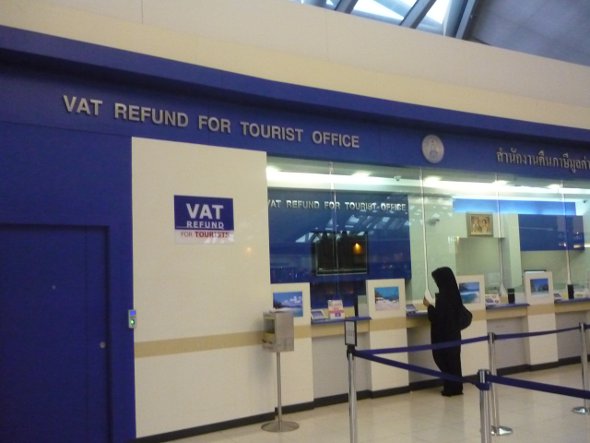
[346, 322, 590, 443]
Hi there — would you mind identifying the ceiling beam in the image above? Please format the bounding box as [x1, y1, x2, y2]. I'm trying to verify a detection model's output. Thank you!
[454, 0, 481, 39]
[335, 0, 359, 13]
[304, 0, 328, 6]
[400, 0, 437, 28]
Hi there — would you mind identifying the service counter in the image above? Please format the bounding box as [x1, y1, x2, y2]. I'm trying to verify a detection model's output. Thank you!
[554, 297, 590, 314]
[485, 303, 529, 320]
[307, 300, 590, 401]
[485, 304, 529, 370]
[554, 298, 590, 361]
[310, 316, 371, 337]
[310, 318, 371, 400]
[404, 311, 436, 384]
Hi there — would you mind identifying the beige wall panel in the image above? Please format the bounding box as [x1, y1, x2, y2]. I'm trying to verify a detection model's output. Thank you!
[132, 138, 273, 435]
[2, 0, 590, 129]
[132, 138, 270, 340]
[135, 347, 274, 437]
[367, 329, 409, 391]
[524, 313, 558, 365]
[275, 338, 314, 406]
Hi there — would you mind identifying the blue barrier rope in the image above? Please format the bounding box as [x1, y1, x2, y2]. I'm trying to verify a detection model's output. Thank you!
[363, 335, 487, 355]
[354, 348, 590, 399]
[351, 322, 590, 401]
[495, 325, 580, 341]
[364, 322, 590, 356]
[352, 349, 479, 388]
[488, 373, 590, 400]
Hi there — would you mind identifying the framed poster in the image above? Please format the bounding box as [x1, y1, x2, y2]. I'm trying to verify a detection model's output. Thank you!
[272, 290, 303, 317]
[366, 278, 406, 318]
[467, 213, 493, 236]
[524, 271, 553, 299]
[456, 274, 485, 305]
[523, 271, 554, 305]
[271, 282, 310, 325]
[374, 286, 401, 311]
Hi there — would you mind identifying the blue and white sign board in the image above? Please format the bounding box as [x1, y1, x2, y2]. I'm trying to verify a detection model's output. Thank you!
[174, 195, 234, 243]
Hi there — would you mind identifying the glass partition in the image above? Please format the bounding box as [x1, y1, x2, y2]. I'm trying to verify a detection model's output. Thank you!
[266, 156, 590, 315]
[562, 178, 590, 297]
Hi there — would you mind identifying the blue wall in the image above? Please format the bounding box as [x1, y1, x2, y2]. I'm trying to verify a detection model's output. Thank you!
[1, 26, 590, 181]
[519, 214, 585, 251]
[0, 121, 135, 441]
[1, 24, 590, 440]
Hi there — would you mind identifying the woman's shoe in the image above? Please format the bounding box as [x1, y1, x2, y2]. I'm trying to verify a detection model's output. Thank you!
[441, 390, 463, 397]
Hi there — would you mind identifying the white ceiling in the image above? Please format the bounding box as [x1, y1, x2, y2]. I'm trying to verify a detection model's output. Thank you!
[293, 0, 590, 67]
[470, 0, 590, 67]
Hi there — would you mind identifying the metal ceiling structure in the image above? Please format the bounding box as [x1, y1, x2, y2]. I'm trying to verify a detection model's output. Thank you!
[291, 0, 590, 67]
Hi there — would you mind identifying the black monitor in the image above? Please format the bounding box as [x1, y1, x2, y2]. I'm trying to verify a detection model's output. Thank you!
[312, 231, 368, 275]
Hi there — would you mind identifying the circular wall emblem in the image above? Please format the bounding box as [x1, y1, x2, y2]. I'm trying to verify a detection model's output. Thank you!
[422, 134, 444, 164]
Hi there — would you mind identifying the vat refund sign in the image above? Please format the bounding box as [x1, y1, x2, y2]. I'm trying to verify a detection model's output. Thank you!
[174, 195, 234, 243]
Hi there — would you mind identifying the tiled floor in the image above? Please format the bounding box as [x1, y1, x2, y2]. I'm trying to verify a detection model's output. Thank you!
[176, 364, 590, 442]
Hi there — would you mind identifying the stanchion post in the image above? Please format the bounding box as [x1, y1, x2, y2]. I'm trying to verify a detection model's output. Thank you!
[261, 351, 299, 432]
[487, 332, 513, 436]
[572, 322, 590, 415]
[276, 352, 284, 428]
[345, 320, 358, 443]
[488, 333, 499, 428]
[479, 369, 492, 443]
[347, 345, 358, 443]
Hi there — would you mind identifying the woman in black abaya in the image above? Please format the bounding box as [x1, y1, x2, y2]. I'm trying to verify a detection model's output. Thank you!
[423, 266, 464, 396]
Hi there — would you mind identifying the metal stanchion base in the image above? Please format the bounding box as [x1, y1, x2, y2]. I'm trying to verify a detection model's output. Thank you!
[572, 406, 590, 415]
[261, 420, 299, 432]
[491, 425, 513, 436]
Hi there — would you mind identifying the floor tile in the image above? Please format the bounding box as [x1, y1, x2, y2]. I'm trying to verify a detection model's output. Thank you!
[174, 364, 590, 443]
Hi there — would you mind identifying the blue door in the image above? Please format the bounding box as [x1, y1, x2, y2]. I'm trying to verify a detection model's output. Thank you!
[0, 224, 109, 442]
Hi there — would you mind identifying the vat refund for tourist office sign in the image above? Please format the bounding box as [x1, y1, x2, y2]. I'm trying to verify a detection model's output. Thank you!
[174, 195, 234, 243]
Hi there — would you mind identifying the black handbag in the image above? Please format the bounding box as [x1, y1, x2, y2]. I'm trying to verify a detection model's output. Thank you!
[459, 305, 473, 330]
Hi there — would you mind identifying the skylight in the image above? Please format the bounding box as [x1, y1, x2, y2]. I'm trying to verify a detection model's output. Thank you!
[427, 0, 450, 24]
[289, 0, 454, 34]
[354, 0, 407, 21]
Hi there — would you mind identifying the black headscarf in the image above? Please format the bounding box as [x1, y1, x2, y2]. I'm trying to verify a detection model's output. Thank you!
[428, 266, 463, 342]
[431, 266, 462, 305]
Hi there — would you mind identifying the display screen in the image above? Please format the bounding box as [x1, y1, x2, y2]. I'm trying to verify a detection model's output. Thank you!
[458, 281, 480, 304]
[312, 231, 368, 275]
[530, 277, 549, 295]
